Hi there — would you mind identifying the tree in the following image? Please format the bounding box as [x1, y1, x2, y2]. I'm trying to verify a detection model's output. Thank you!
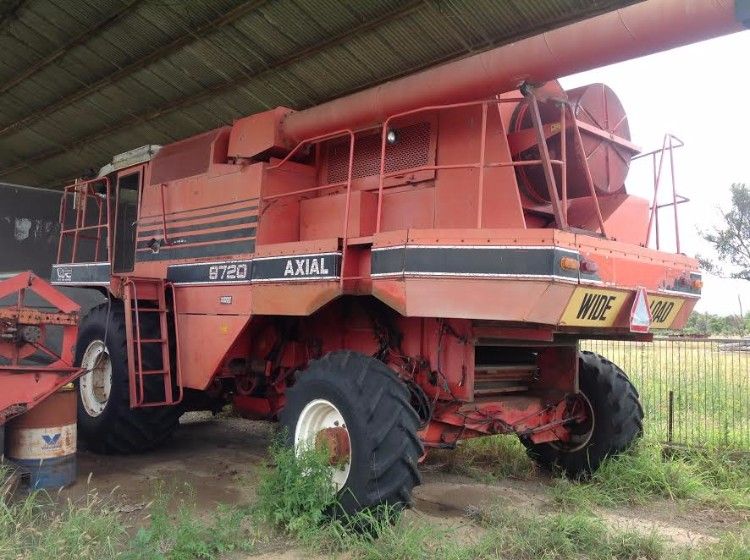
[700, 183, 750, 279]
[682, 311, 748, 336]
[684, 311, 709, 335]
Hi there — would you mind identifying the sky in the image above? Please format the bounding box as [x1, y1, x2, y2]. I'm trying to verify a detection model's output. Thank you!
[559, 30, 750, 316]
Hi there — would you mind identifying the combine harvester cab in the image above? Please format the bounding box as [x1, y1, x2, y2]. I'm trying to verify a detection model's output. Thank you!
[50, 0, 745, 513]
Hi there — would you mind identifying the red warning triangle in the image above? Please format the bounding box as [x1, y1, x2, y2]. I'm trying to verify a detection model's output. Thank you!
[630, 287, 653, 333]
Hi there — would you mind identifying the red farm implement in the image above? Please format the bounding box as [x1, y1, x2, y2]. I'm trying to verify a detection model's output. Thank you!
[0, 272, 80, 425]
[42, 0, 745, 514]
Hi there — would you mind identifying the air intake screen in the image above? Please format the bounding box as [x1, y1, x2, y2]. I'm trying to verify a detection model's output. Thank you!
[326, 122, 431, 184]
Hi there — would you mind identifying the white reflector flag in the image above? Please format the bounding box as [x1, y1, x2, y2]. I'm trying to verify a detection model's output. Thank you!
[630, 287, 652, 333]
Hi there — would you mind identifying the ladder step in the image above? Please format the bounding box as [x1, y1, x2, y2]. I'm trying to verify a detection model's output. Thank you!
[139, 400, 174, 408]
[124, 281, 181, 409]
[139, 369, 168, 375]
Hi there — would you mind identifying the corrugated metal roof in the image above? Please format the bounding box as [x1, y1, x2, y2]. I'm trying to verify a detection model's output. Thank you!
[0, 0, 636, 188]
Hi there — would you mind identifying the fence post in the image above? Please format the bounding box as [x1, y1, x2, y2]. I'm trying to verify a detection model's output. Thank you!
[667, 389, 674, 445]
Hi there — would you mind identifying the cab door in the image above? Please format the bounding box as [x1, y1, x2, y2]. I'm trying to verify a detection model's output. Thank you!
[112, 167, 143, 273]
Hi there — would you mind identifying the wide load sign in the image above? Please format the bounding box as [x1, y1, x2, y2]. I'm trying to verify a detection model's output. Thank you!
[560, 287, 684, 330]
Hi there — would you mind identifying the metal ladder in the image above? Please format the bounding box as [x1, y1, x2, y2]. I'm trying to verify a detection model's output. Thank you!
[123, 279, 182, 408]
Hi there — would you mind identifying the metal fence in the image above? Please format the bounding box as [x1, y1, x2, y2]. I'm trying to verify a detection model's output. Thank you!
[582, 338, 750, 451]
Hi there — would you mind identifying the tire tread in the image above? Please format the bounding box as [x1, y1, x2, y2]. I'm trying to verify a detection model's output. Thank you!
[523, 350, 644, 476]
[75, 302, 181, 454]
[280, 351, 423, 514]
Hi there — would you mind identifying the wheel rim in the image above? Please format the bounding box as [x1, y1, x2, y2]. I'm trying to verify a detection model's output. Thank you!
[79, 340, 112, 417]
[552, 392, 595, 453]
[294, 398, 352, 491]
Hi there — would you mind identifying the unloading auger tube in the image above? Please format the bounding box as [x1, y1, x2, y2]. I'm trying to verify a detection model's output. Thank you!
[282, 0, 749, 142]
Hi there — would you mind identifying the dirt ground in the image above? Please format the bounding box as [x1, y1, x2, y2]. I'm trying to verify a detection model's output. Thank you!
[60, 413, 744, 557]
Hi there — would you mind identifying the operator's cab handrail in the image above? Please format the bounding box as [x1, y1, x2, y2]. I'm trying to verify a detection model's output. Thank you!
[56, 176, 111, 265]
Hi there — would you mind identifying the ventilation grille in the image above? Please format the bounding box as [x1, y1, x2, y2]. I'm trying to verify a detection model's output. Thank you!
[326, 122, 432, 184]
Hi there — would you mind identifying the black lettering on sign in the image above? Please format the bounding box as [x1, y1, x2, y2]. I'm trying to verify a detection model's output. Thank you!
[596, 295, 616, 321]
[650, 301, 674, 323]
[577, 293, 617, 321]
[577, 293, 596, 319]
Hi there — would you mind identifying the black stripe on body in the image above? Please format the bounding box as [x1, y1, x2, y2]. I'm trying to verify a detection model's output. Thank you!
[138, 200, 258, 227]
[136, 238, 256, 262]
[167, 260, 253, 284]
[166, 253, 342, 284]
[138, 215, 258, 239]
[665, 272, 702, 296]
[371, 246, 589, 281]
[252, 254, 341, 282]
[137, 227, 256, 249]
[51, 262, 111, 285]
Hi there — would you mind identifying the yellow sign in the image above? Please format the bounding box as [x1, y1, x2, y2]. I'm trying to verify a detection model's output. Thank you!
[562, 288, 686, 329]
[648, 295, 684, 329]
[561, 287, 629, 327]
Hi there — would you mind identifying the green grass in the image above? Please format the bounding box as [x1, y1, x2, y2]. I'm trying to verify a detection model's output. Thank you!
[3, 438, 749, 560]
[583, 339, 750, 449]
[0, 480, 256, 560]
[0, 489, 125, 560]
[471, 506, 666, 560]
[253, 437, 748, 560]
[122, 488, 255, 559]
[427, 435, 536, 481]
[254, 436, 338, 539]
[330, 507, 668, 560]
[677, 528, 750, 560]
[550, 441, 750, 512]
[424, 429, 750, 514]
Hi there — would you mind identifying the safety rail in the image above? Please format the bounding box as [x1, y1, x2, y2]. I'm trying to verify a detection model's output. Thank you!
[372, 95, 603, 233]
[166, 282, 184, 405]
[56, 177, 111, 265]
[266, 92, 614, 281]
[266, 128, 356, 289]
[633, 134, 687, 253]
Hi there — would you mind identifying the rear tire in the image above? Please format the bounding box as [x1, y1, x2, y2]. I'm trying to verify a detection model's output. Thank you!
[523, 351, 643, 476]
[75, 302, 181, 454]
[280, 351, 423, 515]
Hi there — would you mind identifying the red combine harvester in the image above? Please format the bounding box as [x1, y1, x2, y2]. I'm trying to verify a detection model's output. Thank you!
[47, 0, 746, 512]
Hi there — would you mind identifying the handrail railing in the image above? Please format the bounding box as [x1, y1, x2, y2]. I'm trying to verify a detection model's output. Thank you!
[633, 133, 686, 253]
[266, 128, 356, 288]
[57, 176, 111, 265]
[166, 282, 184, 405]
[373, 95, 602, 234]
[266, 93, 618, 283]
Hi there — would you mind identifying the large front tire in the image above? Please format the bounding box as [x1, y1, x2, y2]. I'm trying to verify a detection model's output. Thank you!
[280, 351, 423, 515]
[523, 351, 643, 476]
[75, 302, 181, 454]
